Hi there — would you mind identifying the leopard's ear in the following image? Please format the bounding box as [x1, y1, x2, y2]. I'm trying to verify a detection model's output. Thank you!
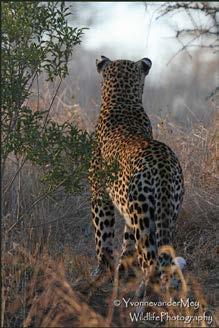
[96, 56, 111, 73]
[136, 58, 152, 76]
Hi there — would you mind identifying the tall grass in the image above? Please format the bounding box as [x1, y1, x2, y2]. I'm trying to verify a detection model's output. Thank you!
[2, 110, 218, 327]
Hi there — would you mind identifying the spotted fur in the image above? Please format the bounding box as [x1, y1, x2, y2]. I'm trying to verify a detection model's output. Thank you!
[88, 56, 184, 288]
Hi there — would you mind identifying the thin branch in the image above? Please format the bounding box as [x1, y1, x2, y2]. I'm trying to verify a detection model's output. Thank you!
[166, 34, 200, 65]
[43, 78, 62, 129]
[158, 2, 219, 17]
[29, 198, 88, 228]
[16, 156, 22, 220]
[155, 1, 218, 55]
[4, 178, 67, 234]
[36, 72, 40, 112]
[3, 156, 27, 194]
[176, 28, 218, 37]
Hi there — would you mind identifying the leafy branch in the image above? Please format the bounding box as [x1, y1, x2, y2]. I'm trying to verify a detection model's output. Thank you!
[2, 2, 92, 226]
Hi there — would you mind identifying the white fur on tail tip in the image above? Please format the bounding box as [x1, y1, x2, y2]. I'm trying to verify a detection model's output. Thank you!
[174, 256, 187, 271]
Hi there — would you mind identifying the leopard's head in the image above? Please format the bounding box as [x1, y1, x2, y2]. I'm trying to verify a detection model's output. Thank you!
[96, 56, 152, 102]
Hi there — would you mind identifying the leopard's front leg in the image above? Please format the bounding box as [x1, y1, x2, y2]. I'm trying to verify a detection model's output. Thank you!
[90, 195, 115, 277]
[89, 147, 115, 278]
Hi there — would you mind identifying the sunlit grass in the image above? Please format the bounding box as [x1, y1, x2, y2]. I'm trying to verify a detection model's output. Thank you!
[2, 111, 218, 327]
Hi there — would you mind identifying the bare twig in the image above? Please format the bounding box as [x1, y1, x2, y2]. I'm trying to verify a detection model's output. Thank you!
[166, 34, 200, 65]
[3, 156, 27, 195]
[29, 198, 88, 228]
[36, 72, 40, 112]
[155, 1, 219, 61]
[5, 179, 67, 234]
[43, 79, 62, 129]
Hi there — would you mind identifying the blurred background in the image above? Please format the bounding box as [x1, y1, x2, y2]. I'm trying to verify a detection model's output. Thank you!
[31, 1, 218, 131]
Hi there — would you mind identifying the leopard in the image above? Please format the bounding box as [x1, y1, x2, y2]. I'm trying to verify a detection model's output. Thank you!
[88, 56, 184, 291]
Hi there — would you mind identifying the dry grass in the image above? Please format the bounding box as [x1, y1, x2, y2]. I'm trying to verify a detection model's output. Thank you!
[2, 110, 219, 327]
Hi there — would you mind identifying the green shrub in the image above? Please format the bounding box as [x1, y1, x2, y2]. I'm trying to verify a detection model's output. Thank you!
[2, 2, 92, 193]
